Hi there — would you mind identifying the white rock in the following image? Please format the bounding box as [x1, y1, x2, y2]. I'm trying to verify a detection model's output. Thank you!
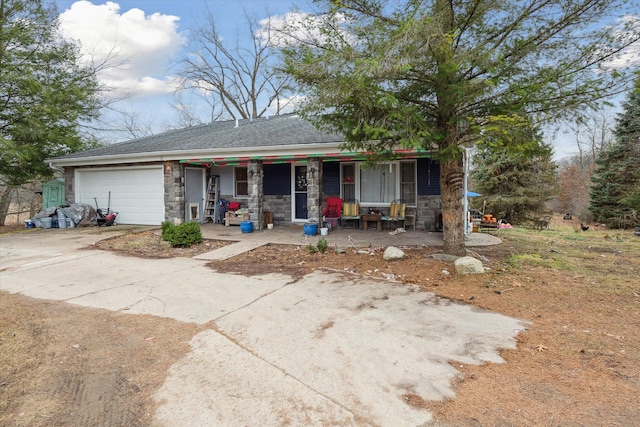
[454, 256, 485, 275]
[383, 246, 405, 260]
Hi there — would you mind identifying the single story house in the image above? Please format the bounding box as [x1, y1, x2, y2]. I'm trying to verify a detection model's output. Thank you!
[47, 114, 442, 229]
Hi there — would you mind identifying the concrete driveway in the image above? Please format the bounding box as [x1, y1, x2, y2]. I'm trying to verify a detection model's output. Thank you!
[1, 229, 524, 426]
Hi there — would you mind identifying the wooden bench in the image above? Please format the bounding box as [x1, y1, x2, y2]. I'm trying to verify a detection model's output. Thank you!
[225, 211, 249, 226]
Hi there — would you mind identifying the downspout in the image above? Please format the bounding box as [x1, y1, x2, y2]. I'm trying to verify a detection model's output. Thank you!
[463, 148, 470, 237]
[49, 162, 63, 173]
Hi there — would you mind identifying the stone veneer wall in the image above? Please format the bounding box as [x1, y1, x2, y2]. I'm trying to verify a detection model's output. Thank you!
[164, 161, 184, 225]
[415, 195, 441, 231]
[63, 167, 76, 205]
[247, 161, 263, 230]
[306, 158, 321, 223]
[263, 195, 292, 224]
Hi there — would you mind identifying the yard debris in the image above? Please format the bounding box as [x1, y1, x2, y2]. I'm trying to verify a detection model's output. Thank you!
[388, 227, 406, 235]
[466, 250, 489, 263]
[348, 235, 357, 250]
[604, 332, 623, 340]
[431, 253, 461, 262]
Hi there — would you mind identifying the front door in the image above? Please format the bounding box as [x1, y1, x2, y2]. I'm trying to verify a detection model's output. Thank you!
[293, 165, 308, 221]
[185, 167, 205, 222]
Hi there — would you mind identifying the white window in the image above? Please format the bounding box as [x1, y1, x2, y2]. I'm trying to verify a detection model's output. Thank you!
[400, 161, 416, 205]
[341, 163, 356, 201]
[342, 161, 416, 206]
[234, 167, 248, 197]
[360, 163, 397, 204]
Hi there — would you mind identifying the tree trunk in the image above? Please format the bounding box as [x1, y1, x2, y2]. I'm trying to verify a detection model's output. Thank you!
[0, 186, 15, 226]
[440, 156, 466, 256]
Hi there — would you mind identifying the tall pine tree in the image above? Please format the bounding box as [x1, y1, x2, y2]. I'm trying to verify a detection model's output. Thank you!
[279, 0, 638, 255]
[0, 0, 100, 224]
[590, 76, 640, 228]
[472, 121, 557, 225]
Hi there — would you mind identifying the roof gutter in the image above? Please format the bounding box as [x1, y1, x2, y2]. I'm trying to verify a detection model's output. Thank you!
[46, 142, 346, 168]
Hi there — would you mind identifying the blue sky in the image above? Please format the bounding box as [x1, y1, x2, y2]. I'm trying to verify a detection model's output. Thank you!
[54, 1, 311, 142]
[53, 1, 639, 159]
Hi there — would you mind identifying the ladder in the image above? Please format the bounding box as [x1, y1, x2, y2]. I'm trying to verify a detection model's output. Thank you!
[203, 175, 220, 223]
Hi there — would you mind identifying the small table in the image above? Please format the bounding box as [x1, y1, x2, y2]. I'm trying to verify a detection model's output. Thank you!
[479, 222, 499, 233]
[362, 214, 382, 231]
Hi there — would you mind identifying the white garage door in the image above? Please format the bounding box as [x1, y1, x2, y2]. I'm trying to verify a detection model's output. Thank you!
[75, 167, 165, 225]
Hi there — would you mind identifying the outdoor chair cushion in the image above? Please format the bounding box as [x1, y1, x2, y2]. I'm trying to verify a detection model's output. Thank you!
[342, 202, 360, 217]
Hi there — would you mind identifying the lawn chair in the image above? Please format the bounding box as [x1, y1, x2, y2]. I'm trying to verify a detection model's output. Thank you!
[341, 199, 360, 229]
[322, 197, 342, 230]
[381, 199, 406, 230]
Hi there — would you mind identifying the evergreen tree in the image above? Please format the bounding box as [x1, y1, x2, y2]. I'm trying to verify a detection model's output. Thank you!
[0, 0, 100, 225]
[279, 0, 638, 255]
[472, 123, 557, 225]
[590, 75, 640, 227]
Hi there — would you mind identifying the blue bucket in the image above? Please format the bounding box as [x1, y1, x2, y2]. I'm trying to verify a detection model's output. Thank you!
[303, 222, 317, 236]
[240, 221, 253, 233]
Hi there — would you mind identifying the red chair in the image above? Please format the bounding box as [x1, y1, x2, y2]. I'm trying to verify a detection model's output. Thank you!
[322, 197, 342, 229]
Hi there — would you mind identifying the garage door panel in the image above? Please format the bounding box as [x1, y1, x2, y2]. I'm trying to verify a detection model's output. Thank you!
[76, 167, 165, 225]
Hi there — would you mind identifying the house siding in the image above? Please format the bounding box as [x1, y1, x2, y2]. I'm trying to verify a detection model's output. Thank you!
[61, 157, 441, 228]
[264, 164, 291, 195]
[322, 162, 340, 196]
[417, 158, 440, 196]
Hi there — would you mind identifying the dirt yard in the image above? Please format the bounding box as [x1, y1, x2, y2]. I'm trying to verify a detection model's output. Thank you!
[1, 217, 639, 426]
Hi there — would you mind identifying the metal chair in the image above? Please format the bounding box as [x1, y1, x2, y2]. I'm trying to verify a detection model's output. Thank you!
[341, 199, 360, 229]
[381, 199, 406, 229]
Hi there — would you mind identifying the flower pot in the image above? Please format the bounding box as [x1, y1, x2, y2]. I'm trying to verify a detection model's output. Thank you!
[240, 221, 253, 233]
[303, 223, 317, 236]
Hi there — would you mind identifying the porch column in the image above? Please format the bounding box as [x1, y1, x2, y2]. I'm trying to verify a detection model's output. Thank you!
[164, 161, 184, 225]
[248, 161, 263, 230]
[307, 158, 321, 223]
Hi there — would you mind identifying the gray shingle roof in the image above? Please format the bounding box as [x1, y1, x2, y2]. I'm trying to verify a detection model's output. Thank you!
[52, 114, 344, 161]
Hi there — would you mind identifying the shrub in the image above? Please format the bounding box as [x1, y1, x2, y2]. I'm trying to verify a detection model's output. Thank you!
[317, 237, 328, 253]
[162, 221, 203, 247]
[161, 221, 173, 234]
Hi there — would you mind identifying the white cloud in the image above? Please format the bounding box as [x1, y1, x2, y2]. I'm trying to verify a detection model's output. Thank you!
[257, 11, 356, 48]
[58, 1, 186, 97]
[602, 15, 640, 69]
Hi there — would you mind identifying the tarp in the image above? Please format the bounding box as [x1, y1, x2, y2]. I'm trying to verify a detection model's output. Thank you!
[33, 203, 98, 227]
[466, 191, 482, 197]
